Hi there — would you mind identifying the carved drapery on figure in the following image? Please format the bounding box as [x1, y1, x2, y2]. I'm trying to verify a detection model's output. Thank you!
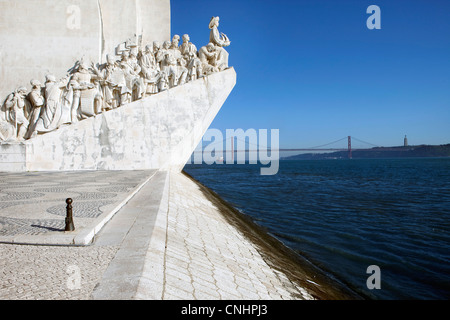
[0, 17, 231, 142]
[25, 79, 45, 139]
[35, 74, 71, 133]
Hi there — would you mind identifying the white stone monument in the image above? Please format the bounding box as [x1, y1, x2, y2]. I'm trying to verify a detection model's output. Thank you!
[0, 1, 236, 172]
[0, 0, 171, 104]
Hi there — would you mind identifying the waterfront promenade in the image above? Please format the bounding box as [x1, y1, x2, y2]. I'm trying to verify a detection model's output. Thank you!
[0, 169, 351, 300]
[0, 170, 360, 300]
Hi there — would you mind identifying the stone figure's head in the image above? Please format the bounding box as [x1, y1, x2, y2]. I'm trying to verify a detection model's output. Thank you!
[163, 41, 171, 50]
[121, 51, 129, 61]
[182, 34, 190, 43]
[17, 86, 27, 97]
[171, 35, 180, 48]
[153, 41, 160, 51]
[209, 16, 219, 29]
[79, 62, 89, 72]
[30, 79, 42, 89]
[145, 45, 152, 53]
[207, 43, 215, 52]
[130, 47, 138, 58]
[45, 74, 56, 83]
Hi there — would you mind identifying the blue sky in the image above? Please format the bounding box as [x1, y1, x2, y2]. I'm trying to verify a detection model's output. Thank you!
[171, 0, 450, 149]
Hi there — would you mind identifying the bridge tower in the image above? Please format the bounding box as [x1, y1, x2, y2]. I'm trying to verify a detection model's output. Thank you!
[348, 136, 352, 159]
[231, 136, 234, 162]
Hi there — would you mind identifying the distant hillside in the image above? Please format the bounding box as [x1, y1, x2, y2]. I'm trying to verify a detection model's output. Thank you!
[282, 144, 450, 160]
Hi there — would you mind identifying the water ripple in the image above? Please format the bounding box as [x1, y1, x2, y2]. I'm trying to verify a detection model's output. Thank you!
[185, 158, 450, 299]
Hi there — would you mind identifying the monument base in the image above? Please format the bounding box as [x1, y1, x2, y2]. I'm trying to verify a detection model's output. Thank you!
[0, 68, 236, 173]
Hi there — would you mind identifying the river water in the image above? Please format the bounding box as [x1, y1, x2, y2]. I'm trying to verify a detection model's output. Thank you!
[184, 158, 450, 299]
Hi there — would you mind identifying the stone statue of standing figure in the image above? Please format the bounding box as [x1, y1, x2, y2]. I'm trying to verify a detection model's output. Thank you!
[208, 16, 231, 71]
[3, 87, 30, 140]
[25, 79, 45, 139]
[34, 74, 70, 133]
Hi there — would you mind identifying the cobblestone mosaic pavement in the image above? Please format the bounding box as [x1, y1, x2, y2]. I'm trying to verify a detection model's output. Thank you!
[0, 243, 119, 300]
[0, 170, 154, 239]
[0, 170, 157, 300]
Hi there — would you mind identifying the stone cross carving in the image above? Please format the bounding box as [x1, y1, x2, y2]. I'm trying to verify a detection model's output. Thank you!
[0, 17, 231, 142]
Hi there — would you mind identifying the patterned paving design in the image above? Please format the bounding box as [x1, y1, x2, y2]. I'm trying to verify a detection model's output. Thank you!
[0, 170, 155, 237]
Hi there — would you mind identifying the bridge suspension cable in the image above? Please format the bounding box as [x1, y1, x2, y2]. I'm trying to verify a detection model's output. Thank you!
[351, 136, 380, 148]
[306, 137, 348, 149]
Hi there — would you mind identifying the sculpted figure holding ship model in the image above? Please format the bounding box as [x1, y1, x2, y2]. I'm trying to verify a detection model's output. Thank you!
[209, 16, 230, 70]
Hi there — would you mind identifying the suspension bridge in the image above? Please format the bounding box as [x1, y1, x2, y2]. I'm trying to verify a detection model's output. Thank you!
[193, 136, 395, 159]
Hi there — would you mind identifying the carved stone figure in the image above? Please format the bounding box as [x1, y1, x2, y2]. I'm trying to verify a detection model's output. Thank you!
[171, 35, 181, 50]
[208, 16, 230, 70]
[4, 87, 30, 140]
[182, 44, 200, 80]
[56, 79, 75, 126]
[210, 44, 228, 71]
[139, 45, 160, 96]
[34, 74, 70, 133]
[157, 41, 172, 72]
[199, 43, 220, 75]
[70, 62, 102, 120]
[92, 54, 125, 110]
[158, 71, 169, 92]
[140, 45, 159, 75]
[177, 62, 189, 86]
[155, 41, 178, 88]
[120, 51, 142, 103]
[165, 53, 179, 88]
[1, 95, 16, 141]
[167, 36, 188, 87]
[25, 79, 45, 139]
[180, 34, 198, 60]
[186, 51, 203, 81]
[129, 47, 140, 66]
[153, 41, 161, 70]
[130, 47, 146, 98]
[209, 16, 231, 47]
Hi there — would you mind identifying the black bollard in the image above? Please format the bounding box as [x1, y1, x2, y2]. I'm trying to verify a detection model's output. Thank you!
[65, 198, 75, 231]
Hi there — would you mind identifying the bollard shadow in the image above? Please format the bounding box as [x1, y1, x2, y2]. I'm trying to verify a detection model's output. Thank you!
[30, 224, 65, 232]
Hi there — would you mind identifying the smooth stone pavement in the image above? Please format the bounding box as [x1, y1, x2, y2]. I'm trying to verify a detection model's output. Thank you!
[92, 171, 313, 300]
[91, 171, 169, 299]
